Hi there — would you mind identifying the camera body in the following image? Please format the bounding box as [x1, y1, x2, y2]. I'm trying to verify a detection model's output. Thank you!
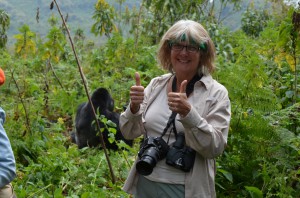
[136, 132, 196, 175]
[166, 132, 196, 172]
[136, 136, 169, 176]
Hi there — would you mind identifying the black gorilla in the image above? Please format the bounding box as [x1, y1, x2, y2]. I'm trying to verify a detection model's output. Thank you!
[72, 88, 132, 150]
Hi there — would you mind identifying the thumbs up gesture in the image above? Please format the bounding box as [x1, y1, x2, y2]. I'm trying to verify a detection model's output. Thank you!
[168, 80, 191, 117]
[130, 72, 144, 113]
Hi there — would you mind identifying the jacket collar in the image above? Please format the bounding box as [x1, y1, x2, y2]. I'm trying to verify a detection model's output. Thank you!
[153, 73, 213, 90]
[197, 74, 213, 90]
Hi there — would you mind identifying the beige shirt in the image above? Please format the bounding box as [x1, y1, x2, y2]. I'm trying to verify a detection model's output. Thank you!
[143, 82, 186, 184]
[120, 73, 231, 198]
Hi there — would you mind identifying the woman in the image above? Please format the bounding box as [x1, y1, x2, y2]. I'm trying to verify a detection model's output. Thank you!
[120, 19, 231, 198]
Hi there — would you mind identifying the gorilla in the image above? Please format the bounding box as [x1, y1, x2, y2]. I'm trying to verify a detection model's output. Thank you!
[71, 88, 132, 150]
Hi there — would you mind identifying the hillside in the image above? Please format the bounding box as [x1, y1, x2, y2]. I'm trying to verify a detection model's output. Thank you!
[0, 0, 140, 47]
[1, 0, 269, 48]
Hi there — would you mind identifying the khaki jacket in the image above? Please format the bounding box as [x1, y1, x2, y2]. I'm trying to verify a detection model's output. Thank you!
[120, 73, 231, 198]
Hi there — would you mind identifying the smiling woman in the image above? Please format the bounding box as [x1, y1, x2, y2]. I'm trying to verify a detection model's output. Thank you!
[119, 19, 231, 198]
[158, 20, 216, 78]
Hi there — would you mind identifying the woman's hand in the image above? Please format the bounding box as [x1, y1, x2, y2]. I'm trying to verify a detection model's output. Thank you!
[168, 80, 191, 117]
[130, 72, 144, 114]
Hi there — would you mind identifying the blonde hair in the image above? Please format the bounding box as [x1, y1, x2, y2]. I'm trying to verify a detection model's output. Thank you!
[157, 20, 216, 75]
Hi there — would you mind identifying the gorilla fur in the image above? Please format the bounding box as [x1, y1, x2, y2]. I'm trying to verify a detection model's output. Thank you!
[72, 88, 132, 150]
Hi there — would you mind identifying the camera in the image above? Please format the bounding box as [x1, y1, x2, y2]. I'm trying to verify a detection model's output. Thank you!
[166, 132, 196, 172]
[136, 136, 169, 176]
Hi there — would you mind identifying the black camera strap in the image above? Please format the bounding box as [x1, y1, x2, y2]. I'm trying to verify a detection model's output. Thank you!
[160, 74, 202, 139]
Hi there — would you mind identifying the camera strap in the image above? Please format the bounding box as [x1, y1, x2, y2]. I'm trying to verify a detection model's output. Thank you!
[160, 74, 202, 139]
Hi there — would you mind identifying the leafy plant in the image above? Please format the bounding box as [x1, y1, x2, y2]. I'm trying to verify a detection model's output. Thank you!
[13, 25, 36, 59]
[241, 6, 270, 37]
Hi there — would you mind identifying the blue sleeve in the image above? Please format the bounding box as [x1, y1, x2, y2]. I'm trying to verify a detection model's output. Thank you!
[0, 107, 16, 188]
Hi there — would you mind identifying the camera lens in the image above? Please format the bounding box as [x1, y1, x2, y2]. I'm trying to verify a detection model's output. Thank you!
[136, 137, 169, 176]
[136, 157, 154, 175]
[136, 147, 160, 175]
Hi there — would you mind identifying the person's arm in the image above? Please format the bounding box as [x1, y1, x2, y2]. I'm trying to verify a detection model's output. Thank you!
[0, 107, 16, 188]
[119, 76, 159, 140]
[180, 86, 231, 159]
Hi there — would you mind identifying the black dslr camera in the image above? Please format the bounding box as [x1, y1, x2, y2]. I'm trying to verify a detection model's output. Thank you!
[166, 132, 196, 172]
[136, 136, 169, 176]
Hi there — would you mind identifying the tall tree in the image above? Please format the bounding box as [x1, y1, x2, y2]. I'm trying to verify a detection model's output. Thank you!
[0, 9, 10, 49]
[91, 0, 117, 39]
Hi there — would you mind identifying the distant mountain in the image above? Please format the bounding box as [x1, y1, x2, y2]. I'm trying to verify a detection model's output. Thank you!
[0, 0, 140, 47]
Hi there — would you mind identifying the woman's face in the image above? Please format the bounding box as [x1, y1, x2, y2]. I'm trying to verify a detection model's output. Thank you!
[170, 41, 200, 77]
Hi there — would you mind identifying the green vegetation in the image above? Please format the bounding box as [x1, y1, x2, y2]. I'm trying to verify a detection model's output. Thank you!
[0, 0, 299, 197]
[0, 9, 10, 48]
